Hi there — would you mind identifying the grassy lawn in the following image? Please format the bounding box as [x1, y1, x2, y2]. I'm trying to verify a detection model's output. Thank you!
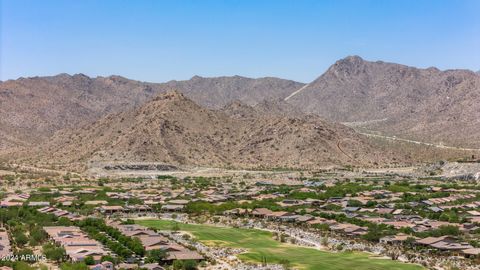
[137, 219, 424, 270]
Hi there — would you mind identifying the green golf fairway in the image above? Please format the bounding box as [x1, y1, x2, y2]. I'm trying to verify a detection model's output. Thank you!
[137, 219, 424, 270]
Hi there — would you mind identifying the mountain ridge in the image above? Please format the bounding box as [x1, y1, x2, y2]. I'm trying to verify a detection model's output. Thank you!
[0, 73, 303, 150]
[14, 90, 402, 170]
[285, 56, 480, 148]
[1, 55, 479, 160]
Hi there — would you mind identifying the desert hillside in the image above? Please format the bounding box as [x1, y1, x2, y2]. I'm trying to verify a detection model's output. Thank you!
[15, 91, 404, 170]
[286, 56, 480, 148]
[0, 74, 302, 150]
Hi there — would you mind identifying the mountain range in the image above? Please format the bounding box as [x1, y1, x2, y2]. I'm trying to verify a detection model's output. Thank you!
[0, 73, 302, 151]
[16, 91, 402, 170]
[1, 56, 479, 169]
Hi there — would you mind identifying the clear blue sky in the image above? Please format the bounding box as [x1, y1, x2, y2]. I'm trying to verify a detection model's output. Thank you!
[1, 0, 479, 83]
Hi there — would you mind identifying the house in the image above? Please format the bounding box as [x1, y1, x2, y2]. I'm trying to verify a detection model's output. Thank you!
[330, 223, 368, 236]
[430, 241, 473, 252]
[416, 236, 457, 246]
[467, 210, 480, 216]
[138, 236, 170, 251]
[161, 204, 184, 211]
[392, 209, 404, 215]
[114, 224, 156, 237]
[349, 197, 371, 205]
[89, 261, 114, 270]
[343, 226, 368, 236]
[358, 208, 375, 213]
[462, 248, 480, 258]
[428, 220, 457, 230]
[38, 206, 56, 213]
[2, 194, 29, 202]
[85, 200, 108, 206]
[266, 211, 293, 220]
[0, 201, 22, 208]
[462, 223, 479, 232]
[126, 205, 152, 212]
[75, 189, 97, 195]
[142, 263, 164, 270]
[304, 198, 323, 206]
[327, 197, 343, 203]
[375, 208, 395, 215]
[251, 208, 273, 218]
[307, 217, 330, 225]
[343, 207, 360, 213]
[0, 230, 12, 259]
[223, 208, 248, 216]
[117, 263, 138, 269]
[380, 233, 418, 244]
[53, 209, 70, 217]
[277, 214, 300, 222]
[28, 201, 50, 207]
[167, 199, 189, 205]
[394, 215, 423, 222]
[204, 195, 229, 203]
[99, 205, 125, 214]
[428, 206, 444, 213]
[43, 226, 109, 263]
[382, 221, 416, 229]
[111, 223, 193, 254]
[303, 180, 325, 187]
[427, 187, 443, 192]
[56, 195, 76, 203]
[295, 208, 317, 214]
[296, 215, 315, 223]
[277, 199, 305, 207]
[470, 216, 480, 223]
[421, 200, 435, 206]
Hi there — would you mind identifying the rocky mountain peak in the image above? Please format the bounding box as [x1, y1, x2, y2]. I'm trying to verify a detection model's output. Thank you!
[328, 55, 369, 77]
[152, 90, 187, 101]
[190, 75, 204, 80]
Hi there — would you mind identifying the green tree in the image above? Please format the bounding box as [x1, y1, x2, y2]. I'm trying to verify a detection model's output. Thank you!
[436, 225, 461, 236]
[100, 255, 117, 264]
[60, 262, 89, 270]
[58, 217, 73, 226]
[347, 200, 363, 207]
[173, 260, 197, 270]
[145, 249, 167, 263]
[12, 262, 36, 270]
[43, 243, 66, 262]
[182, 260, 198, 270]
[14, 232, 29, 247]
[365, 200, 376, 208]
[15, 248, 36, 263]
[83, 256, 95, 265]
[30, 227, 48, 245]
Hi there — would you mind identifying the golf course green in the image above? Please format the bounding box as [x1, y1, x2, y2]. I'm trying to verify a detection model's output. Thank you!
[137, 219, 424, 270]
